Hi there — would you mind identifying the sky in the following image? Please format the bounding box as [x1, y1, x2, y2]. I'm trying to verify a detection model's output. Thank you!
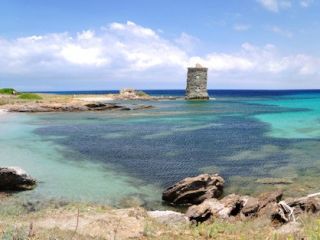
[0, 0, 320, 90]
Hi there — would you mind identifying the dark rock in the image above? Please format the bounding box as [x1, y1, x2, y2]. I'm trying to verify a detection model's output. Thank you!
[133, 105, 154, 110]
[162, 174, 224, 205]
[85, 103, 107, 108]
[255, 178, 293, 185]
[270, 203, 290, 225]
[0, 167, 36, 191]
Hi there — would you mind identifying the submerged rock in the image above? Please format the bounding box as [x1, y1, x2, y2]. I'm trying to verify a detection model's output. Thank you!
[162, 174, 224, 205]
[256, 178, 293, 185]
[0, 167, 36, 191]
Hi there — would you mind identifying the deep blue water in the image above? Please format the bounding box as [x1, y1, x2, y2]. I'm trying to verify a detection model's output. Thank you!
[2, 90, 320, 204]
[37, 89, 320, 97]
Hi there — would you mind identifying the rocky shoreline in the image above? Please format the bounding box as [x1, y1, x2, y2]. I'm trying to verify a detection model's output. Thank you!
[159, 173, 320, 236]
[3, 102, 154, 113]
[0, 88, 180, 113]
[2, 167, 319, 238]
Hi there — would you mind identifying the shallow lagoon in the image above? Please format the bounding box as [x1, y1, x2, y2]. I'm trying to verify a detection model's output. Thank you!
[1, 90, 320, 206]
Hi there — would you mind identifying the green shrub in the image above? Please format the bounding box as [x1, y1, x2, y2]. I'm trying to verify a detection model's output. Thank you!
[0, 88, 16, 95]
[18, 93, 42, 100]
[136, 91, 150, 97]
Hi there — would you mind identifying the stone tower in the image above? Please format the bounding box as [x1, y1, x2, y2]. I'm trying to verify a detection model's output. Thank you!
[185, 64, 209, 100]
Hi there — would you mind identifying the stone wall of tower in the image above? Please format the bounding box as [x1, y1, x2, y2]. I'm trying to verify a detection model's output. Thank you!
[185, 67, 209, 100]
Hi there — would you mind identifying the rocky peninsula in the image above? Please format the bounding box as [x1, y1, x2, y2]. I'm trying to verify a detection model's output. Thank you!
[0, 89, 169, 113]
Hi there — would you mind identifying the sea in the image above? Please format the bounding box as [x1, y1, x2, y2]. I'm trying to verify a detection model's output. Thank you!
[1, 90, 320, 208]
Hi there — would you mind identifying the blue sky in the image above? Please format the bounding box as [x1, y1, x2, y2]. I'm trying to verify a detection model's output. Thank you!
[0, 0, 320, 90]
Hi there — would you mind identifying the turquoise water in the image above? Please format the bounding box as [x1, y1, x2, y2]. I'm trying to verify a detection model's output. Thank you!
[1, 91, 320, 205]
[251, 94, 320, 139]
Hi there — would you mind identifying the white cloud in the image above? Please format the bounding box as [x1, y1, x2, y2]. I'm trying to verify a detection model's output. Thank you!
[300, 0, 314, 7]
[257, 0, 292, 12]
[0, 21, 320, 89]
[271, 26, 293, 38]
[174, 32, 200, 53]
[233, 24, 251, 32]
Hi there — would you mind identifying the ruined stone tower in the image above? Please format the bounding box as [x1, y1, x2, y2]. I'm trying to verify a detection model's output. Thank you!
[185, 64, 209, 100]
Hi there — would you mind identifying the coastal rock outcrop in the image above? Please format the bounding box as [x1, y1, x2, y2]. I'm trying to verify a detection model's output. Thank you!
[270, 194, 320, 225]
[118, 89, 152, 100]
[162, 174, 224, 205]
[6, 102, 153, 112]
[185, 188, 320, 227]
[0, 167, 36, 191]
[186, 190, 284, 223]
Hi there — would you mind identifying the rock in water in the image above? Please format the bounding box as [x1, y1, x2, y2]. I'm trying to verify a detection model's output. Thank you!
[0, 167, 36, 191]
[162, 174, 224, 205]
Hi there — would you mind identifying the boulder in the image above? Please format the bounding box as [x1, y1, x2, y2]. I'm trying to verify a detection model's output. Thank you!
[162, 174, 224, 205]
[240, 196, 259, 218]
[186, 198, 221, 222]
[286, 196, 320, 214]
[147, 210, 189, 225]
[186, 194, 243, 222]
[0, 167, 36, 191]
[270, 195, 320, 225]
[258, 190, 283, 213]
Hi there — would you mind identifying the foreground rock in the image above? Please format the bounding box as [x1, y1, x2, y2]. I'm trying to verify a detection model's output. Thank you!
[271, 194, 320, 225]
[185, 187, 320, 227]
[186, 190, 284, 223]
[0, 167, 36, 191]
[162, 174, 224, 205]
[187, 194, 243, 222]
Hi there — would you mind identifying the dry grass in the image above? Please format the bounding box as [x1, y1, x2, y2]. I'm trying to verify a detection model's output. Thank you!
[0, 197, 319, 239]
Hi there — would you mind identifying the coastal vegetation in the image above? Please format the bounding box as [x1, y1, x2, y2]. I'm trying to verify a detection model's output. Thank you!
[0, 88, 16, 95]
[0, 197, 319, 239]
[0, 88, 42, 101]
[18, 93, 43, 100]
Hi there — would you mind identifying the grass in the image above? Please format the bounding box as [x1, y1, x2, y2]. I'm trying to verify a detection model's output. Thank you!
[0, 88, 16, 95]
[136, 90, 150, 97]
[18, 93, 42, 100]
[0, 196, 319, 239]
